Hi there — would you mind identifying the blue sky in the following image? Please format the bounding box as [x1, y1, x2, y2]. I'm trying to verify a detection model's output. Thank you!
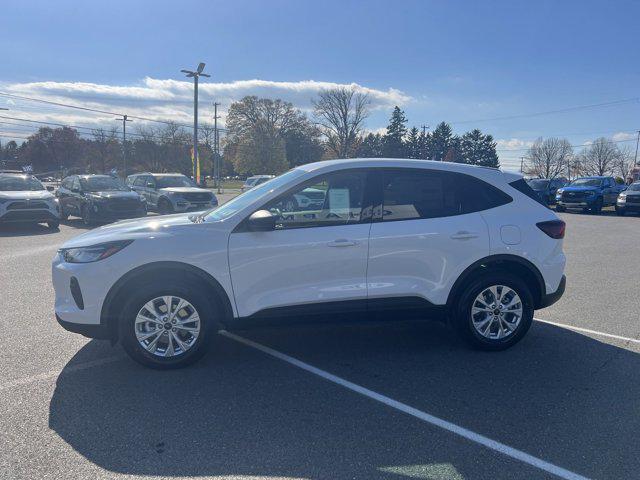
[1, 0, 639, 170]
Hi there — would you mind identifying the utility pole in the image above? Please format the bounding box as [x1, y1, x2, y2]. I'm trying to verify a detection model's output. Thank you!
[421, 125, 429, 135]
[520, 156, 525, 174]
[115, 115, 132, 177]
[634, 130, 640, 167]
[212, 102, 221, 192]
[181, 63, 210, 185]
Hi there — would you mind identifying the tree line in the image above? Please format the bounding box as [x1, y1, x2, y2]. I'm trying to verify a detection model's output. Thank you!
[0, 86, 500, 177]
[524, 136, 635, 181]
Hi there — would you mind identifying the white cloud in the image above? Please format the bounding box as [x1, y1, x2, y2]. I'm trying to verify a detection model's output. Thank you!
[612, 131, 636, 142]
[495, 138, 534, 151]
[0, 77, 410, 138]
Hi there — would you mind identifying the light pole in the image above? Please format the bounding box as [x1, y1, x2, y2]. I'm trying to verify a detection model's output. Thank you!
[181, 63, 210, 184]
[115, 115, 132, 177]
[634, 130, 640, 168]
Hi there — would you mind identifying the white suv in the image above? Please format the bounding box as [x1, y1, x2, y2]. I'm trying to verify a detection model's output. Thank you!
[53, 159, 566, 369]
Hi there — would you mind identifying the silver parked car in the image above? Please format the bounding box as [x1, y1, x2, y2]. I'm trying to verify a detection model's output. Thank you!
[241, 175, 275, 192]
[127, 173, 218, 214]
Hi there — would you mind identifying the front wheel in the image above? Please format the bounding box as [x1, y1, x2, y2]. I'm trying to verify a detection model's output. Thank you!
[555, 205, 565, 212]
[590, 198, 603, 215]
[119, 280, 218, 369]
[616, 206, 626, 216]
[158, 198, 174, 215]
[47, 220, 60, 230]
[81, 204, 94, 226]
[453, 273, 534, 351]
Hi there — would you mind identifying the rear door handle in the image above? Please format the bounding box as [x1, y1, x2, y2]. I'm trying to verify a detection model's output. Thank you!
[450, 231, 480, 240]
[327, 239, 358, 247]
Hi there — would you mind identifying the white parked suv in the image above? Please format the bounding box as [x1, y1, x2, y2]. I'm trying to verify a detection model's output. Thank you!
[53, 159, 566, 368]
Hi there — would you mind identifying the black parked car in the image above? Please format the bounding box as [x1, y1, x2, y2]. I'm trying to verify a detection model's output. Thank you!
[526, 177, 568, 205]
[56, 174, 147, 225]
[616, 182, 640, 216]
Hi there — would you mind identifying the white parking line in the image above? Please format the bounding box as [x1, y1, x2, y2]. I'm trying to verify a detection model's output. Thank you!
[535, 318, 640, 345]
[0, 355, 123, 393]
[220, 330, 590, 480]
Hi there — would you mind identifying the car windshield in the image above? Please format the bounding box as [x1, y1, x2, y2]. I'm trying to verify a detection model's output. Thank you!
[155, 176, 195, 188]
[80, 176, 128, 192]
[0, 175, 45, 191]
[570, 178, 602, 187]
[527, 179, 550, 190]
[204, 169, 304, 222]
[627, 183, 640, 191]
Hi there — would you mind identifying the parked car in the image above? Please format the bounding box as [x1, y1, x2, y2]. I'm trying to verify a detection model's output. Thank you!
[53, 158, 566, 368]
[57, 174, 146, 225]
[616, 182, 640, 216]
[526, 177, 567, 205]
[555, 176, 626, 214]
[0, 172, 60, 229]
[127, 173, 218, 214]
[241, 175, 275, 192]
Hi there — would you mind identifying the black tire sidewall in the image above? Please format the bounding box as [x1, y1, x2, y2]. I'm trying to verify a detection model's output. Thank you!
[119, 280, 217, 369]
[158, 198, 173, 214]
[455, 272, 534, 351]
[82, 204, 92, 225]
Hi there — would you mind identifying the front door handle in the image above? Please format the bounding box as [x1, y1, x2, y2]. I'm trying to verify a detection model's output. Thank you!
[327, 239, 358, 247]
[450, 231, 480, 240]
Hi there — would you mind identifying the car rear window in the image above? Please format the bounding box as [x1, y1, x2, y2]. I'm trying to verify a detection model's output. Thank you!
[510, 179, 547, 206]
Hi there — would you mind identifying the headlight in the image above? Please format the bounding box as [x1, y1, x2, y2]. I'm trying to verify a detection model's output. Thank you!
[619, 193, 627, 199]
[59, 240, 133, 263]
[0, 198, 10, 204]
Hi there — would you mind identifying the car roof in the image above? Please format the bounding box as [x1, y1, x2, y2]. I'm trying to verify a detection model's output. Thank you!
[0, 173, 34, 178]
[78, 174, 112, 179]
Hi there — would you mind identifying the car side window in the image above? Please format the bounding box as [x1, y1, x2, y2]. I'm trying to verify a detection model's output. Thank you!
[133, 176, 146, 187]
[263, 170, 368, 230]
[72, 177, 81, 191]
[61, 178, 72, 189]
[381, 169, 512, 221]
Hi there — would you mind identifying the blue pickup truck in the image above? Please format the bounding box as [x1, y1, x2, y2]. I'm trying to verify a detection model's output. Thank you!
[555, 176, 626, 214]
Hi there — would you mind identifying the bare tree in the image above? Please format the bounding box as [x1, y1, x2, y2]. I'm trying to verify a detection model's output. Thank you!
[313, 87, 370, 158]
[614, 145, 634, 181]
[524, 137, 572, 178]
[91, 127, 119, 173]
[575, 137, 619, 176]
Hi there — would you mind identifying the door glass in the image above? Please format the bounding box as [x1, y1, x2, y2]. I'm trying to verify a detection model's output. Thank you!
[264, 170, 367, 229]
[72, 177, 81, 191]
[382, 169, 512, 221]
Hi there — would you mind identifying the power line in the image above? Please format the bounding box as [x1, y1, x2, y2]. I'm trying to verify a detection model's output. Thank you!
[452, 97, 640, 125]
[497, 137, 638, 153]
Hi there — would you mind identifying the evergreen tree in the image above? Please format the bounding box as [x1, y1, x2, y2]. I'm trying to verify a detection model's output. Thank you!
[382, 106, 408, 158]
[459, 129, 500, 167]
[356, 133, 384, 157]
[430, 122, 457, 162]
[405, 127, 420, 159]
[418, 131, 431, 159]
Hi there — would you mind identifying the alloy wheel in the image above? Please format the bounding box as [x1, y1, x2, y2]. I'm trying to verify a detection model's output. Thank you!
[471, 285, 523, 340]
[134, 295, 201, 357]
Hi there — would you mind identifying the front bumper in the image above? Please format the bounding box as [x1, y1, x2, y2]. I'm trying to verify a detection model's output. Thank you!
[0, 209, 59, 223]
[538, 275, 566, 309]
[172, 200, 218, 212]
[617, 199, 640, 211]
[56, 313, 110, 339]
[91, 203, 147, 221]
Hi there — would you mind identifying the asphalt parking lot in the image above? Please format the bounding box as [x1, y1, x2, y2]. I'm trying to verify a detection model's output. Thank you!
[1, 207, 639, 480]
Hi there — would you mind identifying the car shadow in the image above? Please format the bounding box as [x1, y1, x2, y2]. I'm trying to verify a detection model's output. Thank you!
[49, 320, 639, 479]
[0, 223, 59, 237]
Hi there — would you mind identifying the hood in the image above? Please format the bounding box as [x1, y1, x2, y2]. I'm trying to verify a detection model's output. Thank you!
[86, 190, 142, 200]
[60, 213, 197, 248]
[0, 190, 55, 201]
[560, 185, 600, 193]
[158, 187, 210, 194]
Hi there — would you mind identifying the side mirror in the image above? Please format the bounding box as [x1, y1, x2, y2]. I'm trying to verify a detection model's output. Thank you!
[46, 185, 54, 192]
[247, 210, 276, 232]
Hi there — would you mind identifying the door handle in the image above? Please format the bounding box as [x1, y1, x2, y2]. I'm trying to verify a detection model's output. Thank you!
[450, 231, 479, 240]
[327, 239, 358, 247]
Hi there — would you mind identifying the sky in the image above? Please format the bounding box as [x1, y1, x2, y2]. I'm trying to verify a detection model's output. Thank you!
[1, 0, 639, 171]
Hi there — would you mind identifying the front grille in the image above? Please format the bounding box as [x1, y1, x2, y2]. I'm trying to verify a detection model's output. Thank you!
[106, 199, 141, 212]
[182, 192, 212, 202]
[626, 195, 640, 204]
[7, 200, 48, 210]
[1, 210, 56, 221]
[561, 191, 587, 201]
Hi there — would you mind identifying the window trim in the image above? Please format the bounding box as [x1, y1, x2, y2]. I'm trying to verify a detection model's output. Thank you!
[233, 168, 376, 233]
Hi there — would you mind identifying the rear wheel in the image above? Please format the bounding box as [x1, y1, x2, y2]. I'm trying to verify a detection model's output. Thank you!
[119, 279, 218, 369]
[453, 273, 534, 351]
[47, 220, 60, 230]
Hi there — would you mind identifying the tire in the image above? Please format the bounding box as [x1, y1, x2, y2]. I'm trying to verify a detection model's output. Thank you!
[616, 206, 626, 216]
[58, 208, 69, 221]
[555, 205, 565, 213]
[453, 272, 534, 351]
[118, 278, 219, 369]
[158, 197, 174, 215]
[47, 220, 60, 230]
[590, 198, 603, 215]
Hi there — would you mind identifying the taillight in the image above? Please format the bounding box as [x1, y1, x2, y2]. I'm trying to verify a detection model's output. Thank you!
[536, 220, 565, 239]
